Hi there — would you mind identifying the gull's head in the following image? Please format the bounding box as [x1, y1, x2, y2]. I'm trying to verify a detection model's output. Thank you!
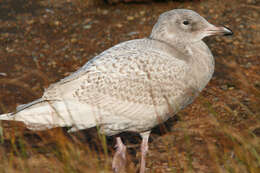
[150, 9, 233, 44]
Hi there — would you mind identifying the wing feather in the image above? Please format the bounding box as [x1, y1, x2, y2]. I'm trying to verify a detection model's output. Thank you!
[43, 38, 190, 126]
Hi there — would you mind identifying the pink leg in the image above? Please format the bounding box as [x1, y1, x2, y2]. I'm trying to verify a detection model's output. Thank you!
[139, 131, 151, 173]
[112, 137, 127, 173]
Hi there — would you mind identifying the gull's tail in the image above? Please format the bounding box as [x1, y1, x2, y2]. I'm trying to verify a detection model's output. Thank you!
[0, 113, 13, 121]
[0, 98, 96, 132]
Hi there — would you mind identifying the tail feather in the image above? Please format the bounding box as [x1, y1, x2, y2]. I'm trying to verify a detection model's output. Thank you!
[0, 113, 13, 121]
[13, 98, 44, 115]
[0, 99, 97, 131]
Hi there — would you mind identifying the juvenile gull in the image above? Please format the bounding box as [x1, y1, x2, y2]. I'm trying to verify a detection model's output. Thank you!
[0, 9, 232, 173]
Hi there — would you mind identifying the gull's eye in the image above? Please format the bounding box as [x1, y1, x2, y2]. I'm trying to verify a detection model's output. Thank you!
[183, 20, 190, 25]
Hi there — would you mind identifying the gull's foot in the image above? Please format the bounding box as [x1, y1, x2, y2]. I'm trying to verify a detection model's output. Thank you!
[112, 137, 127, 173]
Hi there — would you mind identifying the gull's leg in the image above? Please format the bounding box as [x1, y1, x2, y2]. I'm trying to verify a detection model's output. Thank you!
[139, 131, 151, 173]
[112, 137, 127, 173]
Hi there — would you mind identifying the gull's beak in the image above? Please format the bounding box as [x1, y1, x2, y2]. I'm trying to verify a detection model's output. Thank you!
[206, 25, 233, 36]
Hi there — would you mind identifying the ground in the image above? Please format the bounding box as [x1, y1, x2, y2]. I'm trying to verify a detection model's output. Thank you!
[0, 0, 259, 172]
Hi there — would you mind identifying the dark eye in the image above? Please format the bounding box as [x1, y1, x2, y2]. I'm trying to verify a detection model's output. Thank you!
[183, 20, 189, 25]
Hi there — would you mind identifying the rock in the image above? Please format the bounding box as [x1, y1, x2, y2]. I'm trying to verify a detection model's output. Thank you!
[213, 97, 219, 102]
[252, 127, 260, 137]
[127, 16, 134, 20]
[107, 0, 151, 4]
[254, 81, 260, 88]
[71, 38, 77, 43]
[83, 24, 92, 30]
[127, 31, 139, 36]
[102, 10, 109, 15]
[220, 85, 228, 90]
[54, 21, 61, 26]
[0, 73, 7, 76]
[246, 0, 257, 4]
[140, 11, 145, 16]
[244, 62, 252, 68]
[116, 23, 123, 28]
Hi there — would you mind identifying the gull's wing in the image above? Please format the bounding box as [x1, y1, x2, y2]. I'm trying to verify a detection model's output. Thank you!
[42, 39, 190, 132]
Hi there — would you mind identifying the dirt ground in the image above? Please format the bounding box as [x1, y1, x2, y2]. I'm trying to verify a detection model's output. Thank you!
[0, 0, 259, 172]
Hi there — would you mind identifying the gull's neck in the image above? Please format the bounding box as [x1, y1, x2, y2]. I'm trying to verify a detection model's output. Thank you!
[148, 35, 195, 58]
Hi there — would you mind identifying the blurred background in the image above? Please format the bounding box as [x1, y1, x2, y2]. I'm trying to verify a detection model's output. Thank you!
[0, 0, 259, 172]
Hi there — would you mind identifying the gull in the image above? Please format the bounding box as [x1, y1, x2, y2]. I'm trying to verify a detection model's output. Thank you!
[0, 9, 232, 173]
